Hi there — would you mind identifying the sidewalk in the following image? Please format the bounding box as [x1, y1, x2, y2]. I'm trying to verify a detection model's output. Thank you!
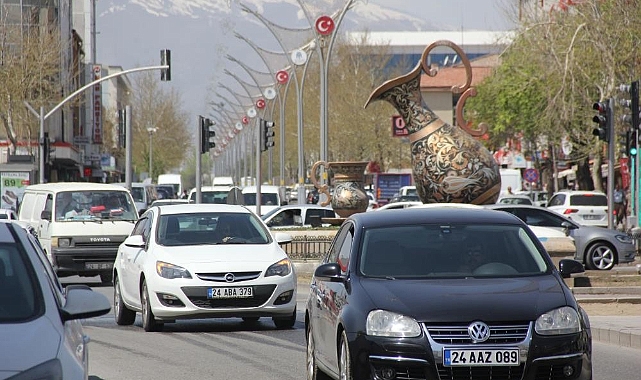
[293, 260, 641, 350]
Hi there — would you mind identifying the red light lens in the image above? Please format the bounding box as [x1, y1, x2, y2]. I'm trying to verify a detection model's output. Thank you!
[563, 209, 579, 214]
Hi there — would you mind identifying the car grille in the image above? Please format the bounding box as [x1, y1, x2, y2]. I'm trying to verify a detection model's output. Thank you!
[424, 323, 530, 345]
[436, 364, 525, 380]
[181, 284, 276, 308]
[74, 241, 122, 249]
[534, 364, 579, 380]
[196, 271, 262, 282]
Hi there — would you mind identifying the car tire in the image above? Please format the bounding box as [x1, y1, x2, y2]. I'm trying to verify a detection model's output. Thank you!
[114, 275, 136, 325]
[273, 307, 296, 329]
[100, 271, 113, 285]
[338, 330, 353, 380]
[307, 325, 331, 380]
[585, 242, 615, 270]
[141, 280, 163, 332]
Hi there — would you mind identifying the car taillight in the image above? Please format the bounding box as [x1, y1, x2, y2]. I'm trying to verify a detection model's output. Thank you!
[563, 209, 579, 214]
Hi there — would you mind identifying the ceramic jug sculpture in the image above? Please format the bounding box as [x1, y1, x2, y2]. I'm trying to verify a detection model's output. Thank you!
[365, 40, 500, 204]
[310, 161, 369, 218]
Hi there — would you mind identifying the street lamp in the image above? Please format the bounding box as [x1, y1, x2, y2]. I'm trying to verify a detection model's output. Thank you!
[147, 127, 157, 181]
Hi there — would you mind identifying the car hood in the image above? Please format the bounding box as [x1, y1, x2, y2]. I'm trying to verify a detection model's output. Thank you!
[0, 317, 61, 375]
[360, 275, 570, 323]
[154, 243, 288, 267]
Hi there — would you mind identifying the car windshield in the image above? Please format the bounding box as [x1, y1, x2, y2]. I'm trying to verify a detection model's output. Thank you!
[570, 194, 607, 206]
[359, 223, 548, 278]
[156, 212, 271, 246]
[189, 191, 229, 204]
[55, 190, 137, 221]
[243, 193, 278, 206]
[0, 243, 42, 322]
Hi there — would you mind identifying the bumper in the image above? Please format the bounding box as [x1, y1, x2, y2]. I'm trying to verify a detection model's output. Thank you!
[52, 247, 117, 276]
[146, 274, 297, 320]
[347, 324, 592, 380]
[618, 246, 637, 264]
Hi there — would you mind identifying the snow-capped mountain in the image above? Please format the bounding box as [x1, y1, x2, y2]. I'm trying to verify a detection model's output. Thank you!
[95, 0, 441, 120]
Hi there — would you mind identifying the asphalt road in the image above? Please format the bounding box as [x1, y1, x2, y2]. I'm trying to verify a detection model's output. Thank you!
[65, 276, 641, 380]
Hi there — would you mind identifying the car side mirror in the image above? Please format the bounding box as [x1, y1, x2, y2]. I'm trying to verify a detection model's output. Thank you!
[40, 210, 52, 221]
[560, 221, 576, 236]
[274, 232, 292, 245]
[314, 263, 344, 282]
[558, 259, 585, 278]
[124, 235, 145, 248]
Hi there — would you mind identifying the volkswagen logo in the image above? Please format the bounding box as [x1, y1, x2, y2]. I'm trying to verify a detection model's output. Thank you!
[468, 321, 490, 343]
[224, 273, 235, 283]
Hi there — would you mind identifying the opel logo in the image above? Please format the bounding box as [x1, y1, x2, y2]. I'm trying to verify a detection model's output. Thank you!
[224, 273, 235, 283]
[468, 321, 490, 343]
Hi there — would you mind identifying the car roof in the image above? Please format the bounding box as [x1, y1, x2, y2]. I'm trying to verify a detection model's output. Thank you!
[241, 185, 280, 193]
[150, 203, 252, 215]
[25, 182, 128, 192]
[350, 206, 521, 228]
[273, 204, 332, 209]
[552, 190, 606, 195]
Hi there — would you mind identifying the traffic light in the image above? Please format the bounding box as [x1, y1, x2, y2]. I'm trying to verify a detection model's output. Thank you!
[592, 101, 610, 142]
[160, 49, 171, 81]
[260, 119, 275, 152]
[200, 116, 215, 154]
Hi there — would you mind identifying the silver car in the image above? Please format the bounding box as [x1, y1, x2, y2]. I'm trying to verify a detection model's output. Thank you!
[486, 205, 636, 270]
[0, 221, 110, 378]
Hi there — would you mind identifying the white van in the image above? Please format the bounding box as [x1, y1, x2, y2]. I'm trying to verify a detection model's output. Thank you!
[157, 173, 183, 198]
[242, 185, 285, 216]
[114, 182, 158, 215]
[18, 182, 138, 283]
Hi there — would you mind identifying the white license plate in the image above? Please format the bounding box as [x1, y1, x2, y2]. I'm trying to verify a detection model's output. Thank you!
[207, 287, 253, 299]
[583, 215, 602, 220]
[443, 348, 519, 366]
[85, 262, 113, 270]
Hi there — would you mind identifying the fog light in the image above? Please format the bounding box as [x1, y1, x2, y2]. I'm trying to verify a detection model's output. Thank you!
[274, 290, 293, 305]
[157, 293, 185, 307]
[379, 367, 396, 380]
[563, 365, 574, 377]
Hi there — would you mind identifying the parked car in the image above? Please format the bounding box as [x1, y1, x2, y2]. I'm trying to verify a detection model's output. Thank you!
[496, 194, 533, 205]
[487, 204, 636, 270]
[113, 204, 297, 331]
[547, 190, 608, 227]
[516, 190, 549, 207]
[306, 207, 591, 380]
[375, 201, 423, 211]
[0, 220, 110, 378]
[388, 194, 421, 203]
[0, 208, 18, 220]
[261, 204, 339, 228]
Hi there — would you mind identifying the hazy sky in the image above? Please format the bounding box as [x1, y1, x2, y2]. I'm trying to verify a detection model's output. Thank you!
[370, 0, 516, 31]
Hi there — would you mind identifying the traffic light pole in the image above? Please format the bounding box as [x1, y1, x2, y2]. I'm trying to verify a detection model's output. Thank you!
[607, 98, 615, 229]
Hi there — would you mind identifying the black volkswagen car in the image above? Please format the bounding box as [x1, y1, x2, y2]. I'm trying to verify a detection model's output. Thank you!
[305, 207, 591, 380]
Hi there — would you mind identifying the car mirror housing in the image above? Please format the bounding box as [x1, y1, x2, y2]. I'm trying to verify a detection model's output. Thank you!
[314, 263, 344, 282]
[61, 287, 111, 322]
[558, 259, 585, 278]
[273, 232, 293, 245]
[124, 235, 145, 248]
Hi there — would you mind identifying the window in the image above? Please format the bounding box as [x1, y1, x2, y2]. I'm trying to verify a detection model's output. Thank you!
[570, 194, 607, 206]
[547, 194, 565, 207]
[0, 244, 44, 322]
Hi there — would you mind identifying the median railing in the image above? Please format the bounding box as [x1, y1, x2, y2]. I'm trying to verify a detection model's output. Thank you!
[282, 234, 333, 260]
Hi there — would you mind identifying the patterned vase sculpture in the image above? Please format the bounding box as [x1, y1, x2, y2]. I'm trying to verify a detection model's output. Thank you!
[365, 40, 500, 204]
[310, 161, 369, 218]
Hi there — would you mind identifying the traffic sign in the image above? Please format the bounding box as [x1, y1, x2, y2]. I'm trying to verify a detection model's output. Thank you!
[524, 168, 539, 183]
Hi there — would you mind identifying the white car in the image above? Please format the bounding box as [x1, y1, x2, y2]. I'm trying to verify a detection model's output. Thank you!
[547, 190, 608, 227]
[261, 204, 338, 228]
[0, 221, 110, 378]
[113, 204, 297, 331]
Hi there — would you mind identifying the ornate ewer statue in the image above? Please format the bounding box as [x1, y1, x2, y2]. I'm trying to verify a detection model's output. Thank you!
[365, 41, 500, 204]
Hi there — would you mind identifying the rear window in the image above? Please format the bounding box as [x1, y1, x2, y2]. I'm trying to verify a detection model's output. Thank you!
[570, 194, 607, 206]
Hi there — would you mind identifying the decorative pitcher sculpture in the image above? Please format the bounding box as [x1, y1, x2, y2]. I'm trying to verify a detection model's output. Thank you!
[310, 161, 369, 218]
[365, 41, 500, 204]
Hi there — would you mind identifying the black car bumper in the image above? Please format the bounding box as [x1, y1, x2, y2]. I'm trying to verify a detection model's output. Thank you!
[52, 246, 118, 276]
[348, 323, 592, 380]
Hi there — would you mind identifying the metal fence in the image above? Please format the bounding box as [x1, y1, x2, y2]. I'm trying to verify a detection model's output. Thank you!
[282, 235, 333, 260]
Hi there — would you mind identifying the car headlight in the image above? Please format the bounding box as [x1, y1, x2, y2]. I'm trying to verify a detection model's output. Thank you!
[52, 237, 71, 248]
[265, 258, 292, 277]
[535, 306, 580, 335]
[156, 261, 192, 279]
[366, 310, 421, 338]
[615, 234, 634, 244]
